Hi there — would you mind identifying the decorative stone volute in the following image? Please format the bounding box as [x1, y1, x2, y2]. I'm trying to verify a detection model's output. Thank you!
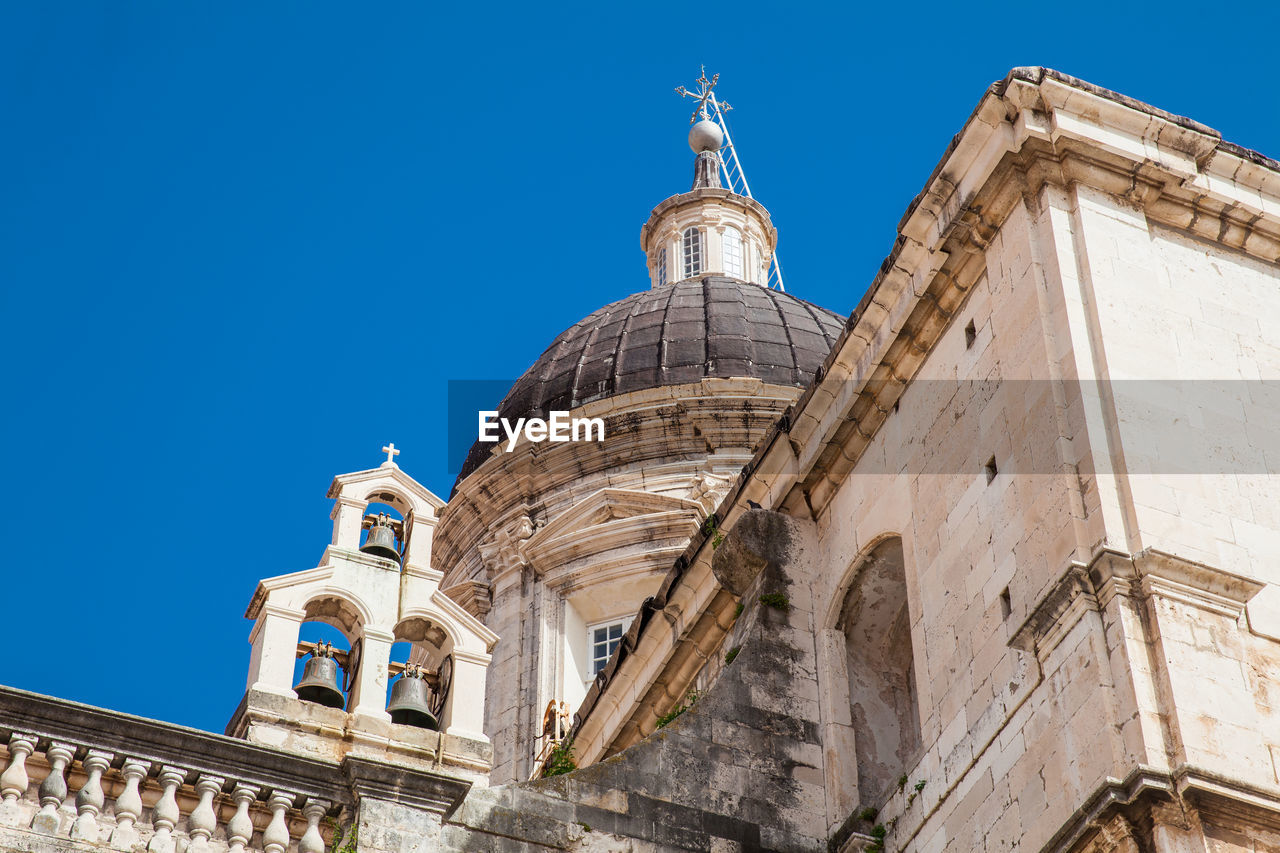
[476, 514, 535, 582]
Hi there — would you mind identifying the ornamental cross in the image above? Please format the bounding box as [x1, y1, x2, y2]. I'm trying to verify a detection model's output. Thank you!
[674, 66, 732, 125]
[382, 443, 400, 465]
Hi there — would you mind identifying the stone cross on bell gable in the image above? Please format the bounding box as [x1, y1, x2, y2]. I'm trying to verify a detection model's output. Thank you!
[381, 443, 400, 468]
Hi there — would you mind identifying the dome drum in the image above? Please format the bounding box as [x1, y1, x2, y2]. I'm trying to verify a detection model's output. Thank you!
[641, 189, 777, 288]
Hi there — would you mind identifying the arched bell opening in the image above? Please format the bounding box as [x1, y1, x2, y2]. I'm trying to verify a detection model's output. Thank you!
[292, 595, 367, 712]
[292, 622, 352, 710]
[386, 617, 454, 730]
[360, 501, 406, 565]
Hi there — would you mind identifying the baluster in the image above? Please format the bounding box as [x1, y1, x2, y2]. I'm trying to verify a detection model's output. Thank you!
[263, 791, 295, 853]
[109, 757, 152, 850]
[70, 749, 113, 842]
[299, 798, 330, 853]
[146, 766, 186, 853]
[226, 783, 259, 853]
[187, 774, 225, 851]
[31, 741, 75, 834]
[0, 733, 37, 807]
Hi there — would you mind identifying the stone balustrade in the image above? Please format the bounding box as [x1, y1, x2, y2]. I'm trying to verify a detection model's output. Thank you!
[0, 686, 352, 853]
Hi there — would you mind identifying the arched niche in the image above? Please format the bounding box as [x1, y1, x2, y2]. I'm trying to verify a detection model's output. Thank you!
[362, 487, 414, 517]
[385, 615, 460, 729]
[834, 536, 921, 803]
[303, 594, 368, 643]
[395, 615, 454, 664]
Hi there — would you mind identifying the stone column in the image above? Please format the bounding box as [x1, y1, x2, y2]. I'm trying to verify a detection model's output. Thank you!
[262, 791, 296, 853]
[403, 512, 437, 570]
[247, 603, 305, 696]
[348, 627, 394, 720]
[226, 783, 259, 853]
[187, 774, 225, 851]
[70, 749, 113, 842]
[31, 742, 74, 834]
[0, 733, 37, 805]
[443, 649, 491, 742]
[331, 496, 368, 550]
[108, 758, 151, 850]
[146, 766, 187, 853]
[299, 798, 331, 853]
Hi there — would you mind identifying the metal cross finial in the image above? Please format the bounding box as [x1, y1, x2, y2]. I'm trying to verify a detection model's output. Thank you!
[675, 65, 732, 124]
[381, 443, 400, 466]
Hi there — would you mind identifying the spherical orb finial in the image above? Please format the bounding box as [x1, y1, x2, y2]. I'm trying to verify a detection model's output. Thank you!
[688, 118, 723, 153]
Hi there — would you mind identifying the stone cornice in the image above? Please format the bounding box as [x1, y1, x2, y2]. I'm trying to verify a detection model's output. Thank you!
[639, 188, 776, 253]
[437, 379, 799, 583]
[244, 549, 402, 621]
[1040, 762, 1280, 852]
[440, 579, 491, 620]
[340, 755, 471, 815]
[1009, 548, 1265, 657]
[325, 466, 445, 512]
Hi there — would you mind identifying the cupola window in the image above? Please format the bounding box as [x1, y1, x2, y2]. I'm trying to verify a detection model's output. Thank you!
[682, 227, 703, 279]
[723, 227, 743, 278]
[657, 246, 668, 287]
[589, 620, 626, 676]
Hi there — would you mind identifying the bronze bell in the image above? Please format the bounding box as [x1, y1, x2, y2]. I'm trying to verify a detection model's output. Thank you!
[387, 664, 438, 729]
[293, 643, 346, 709]
[360, 514, 402, 563]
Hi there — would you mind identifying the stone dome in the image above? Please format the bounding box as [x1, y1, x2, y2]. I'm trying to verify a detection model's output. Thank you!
[456, 277, 845, 485]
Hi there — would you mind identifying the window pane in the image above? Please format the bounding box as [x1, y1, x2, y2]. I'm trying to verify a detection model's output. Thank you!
[589, 620, 629, 676]
[683, 228, 702, 278]
[724, 227, 743, 278]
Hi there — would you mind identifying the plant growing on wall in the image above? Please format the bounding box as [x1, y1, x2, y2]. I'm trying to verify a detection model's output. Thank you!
[758, 592, 790, 611]
[327, 818, 357, 853]
[542, 739, 577, 777]
[655, 689, 700, 728]
[702, 515, 725, 549]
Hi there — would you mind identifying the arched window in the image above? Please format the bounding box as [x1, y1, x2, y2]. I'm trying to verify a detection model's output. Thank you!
[682, 227, 702, 279]
[723, 227, 743, 278]
[836, 537, 920, 802]
[656, 246, 668, 287]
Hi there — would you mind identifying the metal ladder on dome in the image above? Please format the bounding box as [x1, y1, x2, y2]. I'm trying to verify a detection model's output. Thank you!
[705, 91, 787, 293]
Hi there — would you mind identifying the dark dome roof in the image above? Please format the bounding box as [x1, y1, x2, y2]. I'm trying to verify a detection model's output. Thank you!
[456, 277, 846, 486]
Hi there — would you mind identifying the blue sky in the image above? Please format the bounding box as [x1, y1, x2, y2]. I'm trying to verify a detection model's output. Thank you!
[3, 2, 1277, 732]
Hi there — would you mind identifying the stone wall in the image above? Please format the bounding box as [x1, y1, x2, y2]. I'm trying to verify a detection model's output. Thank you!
[437, 509, 855, 852]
